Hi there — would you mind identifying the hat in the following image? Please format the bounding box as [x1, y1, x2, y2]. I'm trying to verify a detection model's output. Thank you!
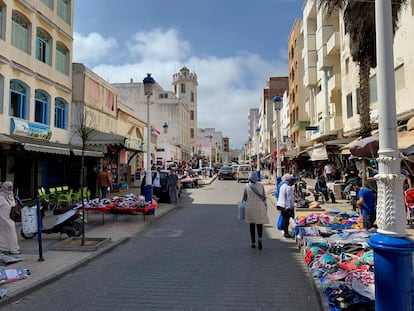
[309, 201, 321, 209]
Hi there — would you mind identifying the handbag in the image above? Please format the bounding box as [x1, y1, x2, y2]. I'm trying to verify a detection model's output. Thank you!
[238, 201, 246, 220]
[277, 212, 283, 230]
[10, 205, 21, 222]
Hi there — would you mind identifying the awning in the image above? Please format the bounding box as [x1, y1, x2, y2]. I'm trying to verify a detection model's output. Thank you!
[86, 130, 126, 146]
[308, 144, 328, 161]
[0, 134, 17, 144]
[398, 130, 414, 155]
[24, 143, 71, 155]
[71, 148, 104, 158]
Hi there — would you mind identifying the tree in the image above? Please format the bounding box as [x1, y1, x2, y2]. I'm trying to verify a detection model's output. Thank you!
[318, 0, 406, 182]
[71, 102, 96, 246]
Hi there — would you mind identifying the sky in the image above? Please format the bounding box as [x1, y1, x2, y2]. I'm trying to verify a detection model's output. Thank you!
[73, 0, 303, 149]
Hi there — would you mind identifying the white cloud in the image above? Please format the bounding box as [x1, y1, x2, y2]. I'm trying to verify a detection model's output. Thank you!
[74, 28, 286, 149]
[73, 32, 118, 65]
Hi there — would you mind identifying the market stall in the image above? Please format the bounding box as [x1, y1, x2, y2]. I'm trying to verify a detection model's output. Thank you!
[295, 211, 375, 310]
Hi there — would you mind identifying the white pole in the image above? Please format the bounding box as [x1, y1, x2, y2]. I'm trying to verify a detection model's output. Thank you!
[145, 96, 152, 190]
[276, 109, 282, 177]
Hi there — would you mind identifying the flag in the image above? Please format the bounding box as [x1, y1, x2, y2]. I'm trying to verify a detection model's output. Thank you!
[151, 127, 160, 136]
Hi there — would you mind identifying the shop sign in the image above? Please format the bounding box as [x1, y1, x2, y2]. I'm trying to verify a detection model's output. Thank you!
[10, 118, 51, 140]
[124, 135, 143, 151]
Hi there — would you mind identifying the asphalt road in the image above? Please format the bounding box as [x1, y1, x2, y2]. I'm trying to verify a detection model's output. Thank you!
[1, 179, 323, 311]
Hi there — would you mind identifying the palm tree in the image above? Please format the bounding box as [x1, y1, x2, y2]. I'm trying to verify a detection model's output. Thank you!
[318, 0, 406, 182]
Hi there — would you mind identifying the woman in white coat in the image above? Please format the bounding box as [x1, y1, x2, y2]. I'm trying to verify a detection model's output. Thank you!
[242, 172, 269, 250]
[0, 181, 20, 255]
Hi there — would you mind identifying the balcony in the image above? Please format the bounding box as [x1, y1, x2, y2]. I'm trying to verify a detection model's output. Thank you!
[328, 73, 341, 92]
[294, 121, 311, 132]
[326, 31, 340, 56]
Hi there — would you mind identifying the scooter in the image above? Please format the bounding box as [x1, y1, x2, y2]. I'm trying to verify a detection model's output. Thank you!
[20, 199, 82, 239]
[294, 177, 311, 208]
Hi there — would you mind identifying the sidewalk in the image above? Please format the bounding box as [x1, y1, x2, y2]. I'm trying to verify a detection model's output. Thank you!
[0, 176, 215, 307]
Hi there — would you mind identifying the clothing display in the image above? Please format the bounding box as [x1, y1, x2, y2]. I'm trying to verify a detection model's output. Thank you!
[294, 211, 375, 311]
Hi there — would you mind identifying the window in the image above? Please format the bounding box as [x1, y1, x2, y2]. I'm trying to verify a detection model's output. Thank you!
[35, 90, 49, 124]
[41, 0, 53, 9]
[191, 91, 194, 102]
[36, 29, 51, 65]
[190, 110, 194, 121]
[159, 93, 168, 99]
[57, 0, 70, 24]
[12, 12, 30, 54]
[180, 83, 186, 93]
[190, 128, 194, 139]
[10, 80, 27, 119]
[0, 5, 4, 41]
[56, 42, 69, 75]
[54, 98, 67, 129]
[346, 93, 353, 118]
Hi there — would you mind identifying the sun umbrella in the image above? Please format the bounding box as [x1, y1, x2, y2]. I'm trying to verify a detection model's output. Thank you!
[349, 136, 379, 158]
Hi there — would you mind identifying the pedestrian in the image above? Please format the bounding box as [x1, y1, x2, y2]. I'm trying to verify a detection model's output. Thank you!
[277, 174, 296, 238]
[86, 166, 98, 199]
[97, 168, 112, 199]
[314, 175, 337, 203]
[242, 172, 269, 250]
[166, 168, 179, 204]
[0, 181, 21, 255]
[324, 162, 333, 182]
[152, 167, 162, 199]
[356, 181, 376, 229]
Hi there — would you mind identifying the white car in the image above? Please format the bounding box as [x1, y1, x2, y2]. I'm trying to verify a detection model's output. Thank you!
[236, 164, 253, 183]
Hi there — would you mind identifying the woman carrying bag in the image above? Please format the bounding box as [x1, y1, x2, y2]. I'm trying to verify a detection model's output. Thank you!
[242, 172, 269, 250]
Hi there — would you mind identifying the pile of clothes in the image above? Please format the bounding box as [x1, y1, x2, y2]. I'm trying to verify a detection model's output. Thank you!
[295, 212, 375, 311]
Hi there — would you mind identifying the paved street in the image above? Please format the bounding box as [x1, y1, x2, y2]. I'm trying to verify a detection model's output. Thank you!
[0, 177, 325, 311]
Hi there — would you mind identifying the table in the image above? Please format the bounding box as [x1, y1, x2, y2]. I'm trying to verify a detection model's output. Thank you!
[84, 203, 116, 225]
[113, 199, 158, 222]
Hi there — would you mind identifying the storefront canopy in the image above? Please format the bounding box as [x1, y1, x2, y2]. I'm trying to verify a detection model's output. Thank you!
[308, 144, 328, 161]
[86, 130, 126, 146]
[0, 134, 17, 144]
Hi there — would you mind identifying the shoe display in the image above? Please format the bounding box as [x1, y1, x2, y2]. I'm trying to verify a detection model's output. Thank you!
[258, 238, 263, 250]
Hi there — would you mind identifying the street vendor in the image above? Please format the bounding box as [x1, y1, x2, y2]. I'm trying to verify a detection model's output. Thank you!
[356, 181, 376, 229]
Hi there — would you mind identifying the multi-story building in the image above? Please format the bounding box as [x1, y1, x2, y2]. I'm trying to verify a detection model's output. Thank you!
[0, 0, 82, 197]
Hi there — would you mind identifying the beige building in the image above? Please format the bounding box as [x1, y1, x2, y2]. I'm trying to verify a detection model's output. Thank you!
[0, 0, 78, 197]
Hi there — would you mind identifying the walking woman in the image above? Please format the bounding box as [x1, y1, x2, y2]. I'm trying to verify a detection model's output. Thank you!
[0, 181, 20, 255]
[242, 172, 269, 250]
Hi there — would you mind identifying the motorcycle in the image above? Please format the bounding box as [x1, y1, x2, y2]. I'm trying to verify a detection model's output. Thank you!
[294, 176, 311, 208]
[20, 199, 82, 239]
[343, 177, 360, 211]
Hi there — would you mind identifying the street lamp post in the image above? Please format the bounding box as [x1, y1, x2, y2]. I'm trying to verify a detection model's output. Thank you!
[215, 142, 218, 163]
[208, 134, 213, 177]
[162, 121, 168, 170]
[273, 95, 283, 188]
[255, 127, 261, 181]
[369, 2, 414, 310]
[143, 73, 155, 203]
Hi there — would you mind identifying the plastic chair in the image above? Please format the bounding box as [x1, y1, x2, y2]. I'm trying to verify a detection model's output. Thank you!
[48, 187, 57, 201]
[57, 189, 73, 206]
[71, 189, 82, 203]
[37, 187, 49, 200]
[56, 186, 63, 194]
[83, 187, 91, 200]
[62, 185, 70, 193]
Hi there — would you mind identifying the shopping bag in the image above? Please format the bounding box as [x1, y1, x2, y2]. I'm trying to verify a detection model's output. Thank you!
[277, 212, 283, 230]
[238, 201, 246, 220]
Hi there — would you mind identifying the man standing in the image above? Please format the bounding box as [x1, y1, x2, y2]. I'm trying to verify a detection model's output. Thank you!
[277, 174, 296, 238]
[166, 169, 179, 205]
[324, 162, 333, 182]
[97, 168, 112, 199]
[356, 181, 376, 229]
[152, 167, 161, 199]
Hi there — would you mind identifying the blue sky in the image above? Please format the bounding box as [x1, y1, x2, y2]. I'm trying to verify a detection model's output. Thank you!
[73, 0, 303, 149]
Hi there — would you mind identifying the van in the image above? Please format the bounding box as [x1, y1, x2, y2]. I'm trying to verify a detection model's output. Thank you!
[236, 164, 253, 183]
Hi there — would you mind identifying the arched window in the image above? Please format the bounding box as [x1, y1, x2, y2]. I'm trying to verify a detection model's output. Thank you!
[54, 97, 67, 129]
[11, 11, 30, 54]
[35, 90, 49, 124]
[10, 80, 27, 119]
[55, 42, 69, 75]
[36, 28, 52, 65]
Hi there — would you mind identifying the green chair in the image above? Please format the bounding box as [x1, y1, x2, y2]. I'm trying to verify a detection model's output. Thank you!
[71, 188, 82, 203]
[48, 187, 57, 201]
[37, 187, 49, 200]
[62, 185, 70, 193]
[57, 189, 73, 206]
[83, 187, 91, 200]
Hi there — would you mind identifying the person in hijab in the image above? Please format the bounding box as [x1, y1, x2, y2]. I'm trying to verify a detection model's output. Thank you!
[242, 172, 269, 250]
[277, 174, 296, 238]
[0, 181, 20, 255]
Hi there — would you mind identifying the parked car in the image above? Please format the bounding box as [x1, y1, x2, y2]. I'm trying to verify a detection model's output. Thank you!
[236, 164, 253, 183]
[218, 166, 234, 180]
[213, 163, 223, 173]
[141, 170, 182, 203]
[231, 165, 239, 179]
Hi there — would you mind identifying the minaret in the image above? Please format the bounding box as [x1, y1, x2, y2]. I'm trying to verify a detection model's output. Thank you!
[172, 66, 198, 161]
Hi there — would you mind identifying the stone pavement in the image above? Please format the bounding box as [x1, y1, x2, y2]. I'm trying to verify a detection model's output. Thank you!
[0, 176, 216, 307]
[0, 173, 412, 308]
